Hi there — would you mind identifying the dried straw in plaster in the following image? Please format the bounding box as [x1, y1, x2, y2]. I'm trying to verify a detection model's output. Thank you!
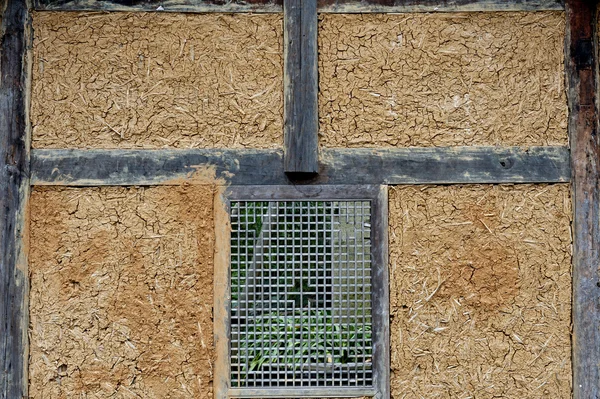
[32, 12, 283, 149]
[319, 12, 568, 147]
[389, 184, 572, 398]
[29, 186, 215, 398]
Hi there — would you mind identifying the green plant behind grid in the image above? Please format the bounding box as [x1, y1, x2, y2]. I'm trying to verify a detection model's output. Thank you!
[230, 200, 372, 387]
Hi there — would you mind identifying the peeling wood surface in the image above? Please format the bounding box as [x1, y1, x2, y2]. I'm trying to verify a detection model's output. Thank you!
[0, 0, 31, 398]
[283, 0, 318, 173]
[34, 0, 564, 12]
[565, 1, 600, 398]
[30, 146, 570, 186]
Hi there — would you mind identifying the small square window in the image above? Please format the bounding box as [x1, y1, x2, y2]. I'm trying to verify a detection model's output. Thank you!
[215, 186, 389, 399]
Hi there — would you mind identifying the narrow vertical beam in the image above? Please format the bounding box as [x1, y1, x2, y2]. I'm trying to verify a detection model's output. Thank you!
[371, 185, 389, 399]
[565, 1, 600, 398]
[0, 0, 32, 398]
[283, 0, 319, 174]
[213, 187, 231, 399]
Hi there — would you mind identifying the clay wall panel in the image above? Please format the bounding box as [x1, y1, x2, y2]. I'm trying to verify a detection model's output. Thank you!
[29, 186, 216, 398]
[389, 184, 572, 398]
[31, 13, 283, 149]
[319, 12, 567, 147]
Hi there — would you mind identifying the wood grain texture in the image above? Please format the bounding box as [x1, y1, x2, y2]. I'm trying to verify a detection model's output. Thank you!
[283, 0, 318, 173]
[0, 0, 31, 398]
[213, 186, 231, 399]
[34, 0, 283, 12]
[30, 146, 570, 186]
[34, 0, 564, 12]
[566, 1, 600, 398]
[318, 0, 564, 12]
[371, 185, 390, 399]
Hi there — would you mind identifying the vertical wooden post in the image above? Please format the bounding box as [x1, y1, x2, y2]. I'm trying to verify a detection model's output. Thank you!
[213, 186, 231, 399]
[0, 0, 31, 398]
[283, 0, 319, 174]
[566, 1, 600, 397]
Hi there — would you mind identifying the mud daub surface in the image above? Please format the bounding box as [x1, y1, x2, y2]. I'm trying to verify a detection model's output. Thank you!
[29, 186, 215, 398]
[389, 184, 572, 398]
[32, 12, 283, 149]
[319, 12, 567, 148]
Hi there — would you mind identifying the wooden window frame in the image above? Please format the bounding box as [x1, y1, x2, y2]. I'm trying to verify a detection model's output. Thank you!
[214, 185, 389, 399]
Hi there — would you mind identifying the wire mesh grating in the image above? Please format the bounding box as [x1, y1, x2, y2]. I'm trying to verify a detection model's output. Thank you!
[230, 200, 373, 389]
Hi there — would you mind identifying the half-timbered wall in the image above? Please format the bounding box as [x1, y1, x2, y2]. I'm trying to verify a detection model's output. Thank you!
[23, 9, 576, 399]
[0, 0, 593, 397]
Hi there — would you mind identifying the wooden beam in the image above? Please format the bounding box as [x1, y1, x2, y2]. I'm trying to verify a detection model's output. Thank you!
[283, 0, 318, 174]
[371, 185, 390, 399]
[318, 0, 564, 12]
[565, 1, 600, 398]
[0, 0, 32, 398]
[34, 0, 283, 12]
[213, 186, 230, 399]
[30, 146, 570, 186]
[33, 0, 564, 12]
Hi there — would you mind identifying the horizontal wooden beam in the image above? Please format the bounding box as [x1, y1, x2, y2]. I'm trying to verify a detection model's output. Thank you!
[318, 0, 564, 12]
[33, 0, 283, 12]
[33, 0, 564, 12]
[30, 146, 570, 186]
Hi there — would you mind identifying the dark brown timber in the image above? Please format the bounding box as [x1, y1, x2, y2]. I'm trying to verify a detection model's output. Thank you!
[30, 146, 570, 186]
[283, 0, 318, 174]
[566, 1, 600, 398]
[33, 0, 563, 11]
[0, 0, 31, 398]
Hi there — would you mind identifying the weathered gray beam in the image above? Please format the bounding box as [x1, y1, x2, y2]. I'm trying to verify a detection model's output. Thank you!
[318, 0, 564, 12]
[34, 0, 283, 12]
[565, 1, 600, 398]
[33, 0, 564, 12]
[283, 0, 318, 174]
[0, 0, 32, 398]
[30, 146, 570, 186]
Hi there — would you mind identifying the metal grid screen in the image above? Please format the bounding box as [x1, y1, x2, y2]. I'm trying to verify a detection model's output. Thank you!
[230, 200, 373, 389]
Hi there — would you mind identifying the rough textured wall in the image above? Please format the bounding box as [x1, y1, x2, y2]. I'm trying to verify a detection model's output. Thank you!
[29, 186, 215, 398]
[32, 12, 283, 149]
[319, 12, 567, 147]
[389, 184, 572, 398]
